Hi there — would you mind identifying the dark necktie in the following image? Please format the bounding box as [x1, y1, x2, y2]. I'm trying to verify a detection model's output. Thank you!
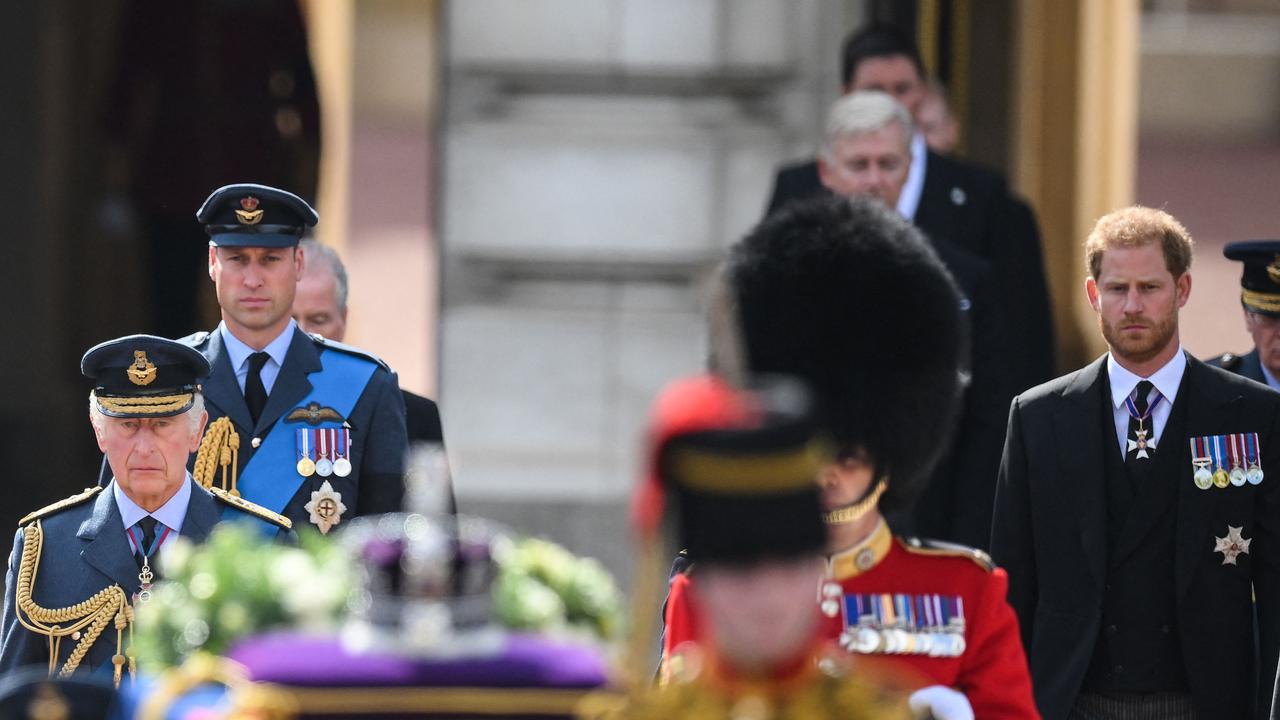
[1126, 380, 1158, 462]
[134, 516, 158, 569]
[245, 351, 270, 426]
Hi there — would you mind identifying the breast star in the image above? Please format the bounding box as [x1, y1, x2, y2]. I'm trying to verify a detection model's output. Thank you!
[1214, 525, 1252, 565]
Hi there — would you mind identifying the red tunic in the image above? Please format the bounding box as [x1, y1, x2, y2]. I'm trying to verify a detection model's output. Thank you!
[662, 521, 1040, 719]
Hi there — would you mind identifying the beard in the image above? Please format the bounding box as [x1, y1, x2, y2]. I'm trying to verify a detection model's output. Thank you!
[1100, 303, 1179, 365]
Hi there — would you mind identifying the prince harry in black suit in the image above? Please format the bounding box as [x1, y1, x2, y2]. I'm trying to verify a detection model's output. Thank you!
[991, 207, 1280, 719]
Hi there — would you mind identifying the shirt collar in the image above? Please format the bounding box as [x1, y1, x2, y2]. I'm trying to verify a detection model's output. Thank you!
[1107, 346, 1187, 409]
[219, 318, 296, 373]
[895, 132, 928, 221]
[114, 474, 193, 534]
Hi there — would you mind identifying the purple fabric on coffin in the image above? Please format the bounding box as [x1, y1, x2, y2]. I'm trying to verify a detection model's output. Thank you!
[226, 632, 609, 689]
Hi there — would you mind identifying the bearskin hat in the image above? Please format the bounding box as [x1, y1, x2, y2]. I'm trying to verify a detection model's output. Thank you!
[727, 196, 965, 514]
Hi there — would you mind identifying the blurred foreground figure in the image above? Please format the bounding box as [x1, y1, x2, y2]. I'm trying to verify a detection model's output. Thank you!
[663, 197, 1036, 718]
[606, 374, 918, 720]
[0, 336, 287, 686]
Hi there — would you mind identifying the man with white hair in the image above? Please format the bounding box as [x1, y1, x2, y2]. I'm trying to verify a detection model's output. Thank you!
[0, 335, 289, 684]
[817, 91, 1014, 551]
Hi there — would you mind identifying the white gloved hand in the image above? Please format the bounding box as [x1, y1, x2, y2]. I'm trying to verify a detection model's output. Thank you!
[908, 685, 974, 720]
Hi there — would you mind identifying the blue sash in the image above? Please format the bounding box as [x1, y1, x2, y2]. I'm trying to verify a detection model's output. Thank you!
[227, 349, 377, 532]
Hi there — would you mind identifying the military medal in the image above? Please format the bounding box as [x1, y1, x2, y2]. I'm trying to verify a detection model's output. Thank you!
[1212, 435, 1231, 488]
[1124, 388, 1162, 460]
[128, 523, 171, 604]
[296, 429, 316, 477]
[304, 479, 347, 534]
[1190, 437, 1214, 490]
[333, 428, 352, 477]
[1247, 432, 1264, 485]
[1214, 525, 1252, 565]
[1228, 434, 1247, 486]
[315, 428, 334, 477]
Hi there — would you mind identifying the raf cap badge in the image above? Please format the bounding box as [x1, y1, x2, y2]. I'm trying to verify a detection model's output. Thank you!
[1268, 254, 1280, 284]
[1190, 433, 1263, 490]
[305, 479, 347, 534]
[1214, 525, 1251, 565]
[235, 195, 264, 225]
[127, 350, 157, 386]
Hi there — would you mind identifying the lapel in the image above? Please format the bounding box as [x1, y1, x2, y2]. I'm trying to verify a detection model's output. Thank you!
[203, 329, 255, 434]
[254, 328, 321, 436]
[1050, 356, 1109, 590]
[181, 481, 221, 544]
[76, 487, 141, 594]
[1175, 357, 1235, 597]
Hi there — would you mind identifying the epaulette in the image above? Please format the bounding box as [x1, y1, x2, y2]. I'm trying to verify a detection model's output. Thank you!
[19, 486, 103, 526]
[1210, 352, 1243, 371]
[901, 536, 994, 572]
[176, 331, 211, 348]
[208, 487, 293, 530]
[307, 333, 390, 371]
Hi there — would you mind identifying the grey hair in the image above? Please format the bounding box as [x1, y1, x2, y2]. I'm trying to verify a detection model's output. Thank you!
[820, 90, 915, 159]
[299, 238, 349, 312]
[89, 392, 206, 434]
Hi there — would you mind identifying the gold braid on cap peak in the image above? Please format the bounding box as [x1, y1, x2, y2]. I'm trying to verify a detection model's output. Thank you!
[95, 393, 193, 416]
[193, 417, 240, 496]
[14, 521, 134, 688]
[823, 478, 888, 525]
[1242, 289, 1280, 314]
[666, 439, 831, 495]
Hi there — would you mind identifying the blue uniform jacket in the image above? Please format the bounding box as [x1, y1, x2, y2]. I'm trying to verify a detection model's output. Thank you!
[181, 326, 408, 532]
[0, 481, 232, 676]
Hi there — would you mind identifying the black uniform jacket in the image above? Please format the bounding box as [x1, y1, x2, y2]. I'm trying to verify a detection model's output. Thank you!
[766, 153, 1055, 391]
[992, 354, 1280, 719]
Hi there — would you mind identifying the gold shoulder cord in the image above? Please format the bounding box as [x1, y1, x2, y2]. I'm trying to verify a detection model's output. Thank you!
[193, 416, 241, 496]
[14, 521, 134, 687]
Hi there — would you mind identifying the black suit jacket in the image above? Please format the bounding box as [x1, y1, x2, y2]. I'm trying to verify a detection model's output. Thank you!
[402, 389, 457, 515]
[766, 153, 1055, 390]
[992, 354, 1280, 719]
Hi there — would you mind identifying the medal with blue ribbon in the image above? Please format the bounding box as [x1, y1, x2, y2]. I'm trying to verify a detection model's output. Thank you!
[1247, 432, 1265, 485]
[1125, 389, 1163, 459]
[127, 523, 171, 604]
[1212, 435, 1231, 488]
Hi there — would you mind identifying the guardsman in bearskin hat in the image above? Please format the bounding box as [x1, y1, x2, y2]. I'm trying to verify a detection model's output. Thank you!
[662, 196, 1037, 718]
[1, 336, 288, 686]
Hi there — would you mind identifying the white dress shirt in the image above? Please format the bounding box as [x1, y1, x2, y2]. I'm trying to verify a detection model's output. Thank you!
[896, 132, 928, 222]
[1107, 349, 1187, 459]
[219, 319, 296, 396]
[114, 473, 193, 551]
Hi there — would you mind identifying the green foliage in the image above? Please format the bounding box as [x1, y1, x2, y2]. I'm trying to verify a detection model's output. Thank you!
[491, 538, 625, 643]
[131, 523, 352, 669]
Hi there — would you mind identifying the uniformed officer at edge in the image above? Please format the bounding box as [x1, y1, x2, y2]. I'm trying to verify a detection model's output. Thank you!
[1208, 240, 1280, 390]
[180, 183, 408, 535]
[1, 336, 289, 685]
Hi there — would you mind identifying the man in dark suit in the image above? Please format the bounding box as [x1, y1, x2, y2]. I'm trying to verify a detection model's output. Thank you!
[1208, 240, 1280, 391]
[178, 184, 409, 535]
[2, 336, 289, 683]
[991, 207, 1280, 719]
[767, 24, 1055, 392]
[815, 90, 1012, 549]
[292, 239, 455, 514]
